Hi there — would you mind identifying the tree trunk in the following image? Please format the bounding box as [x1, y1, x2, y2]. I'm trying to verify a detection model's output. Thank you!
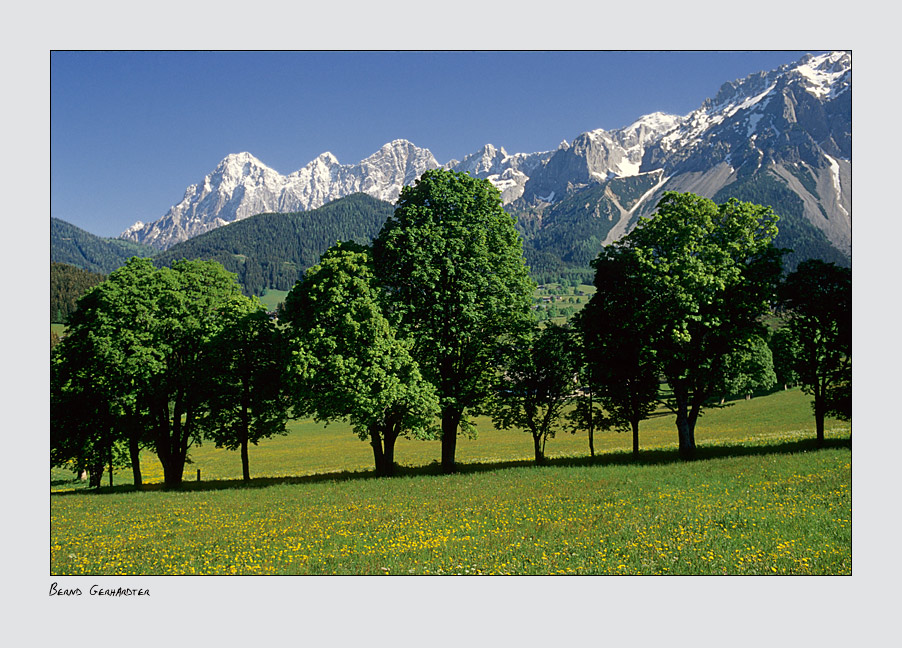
[383, 427, 398, 477]
[88, 462, 104, 488]
[631, 418, 640, 458]
[154, 399, 179, 489]
[158, 433, 186, 489]
[441, 406, 462, 474]
[673, 384, 698, 461]
[533, 433, 544, 464]
[676, 413, 695, 460]
[370, 427, 386, 475]
[241, 382, 251, 481]
[588, 392, 595, 457]
[154, 407, 186, 489]
[162, 459, 185, 489]
[128, 433, 142, 488]
[241, 436, 250, 482]
[814, 382, 826, 449]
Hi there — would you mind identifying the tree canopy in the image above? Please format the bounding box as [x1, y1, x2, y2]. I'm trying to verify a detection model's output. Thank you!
[576, 245, 660, 457]
[283, 241, 439, 475]
[373, 169, 536, 473]
[51, 257, 250, 488]
[615, 192, 784, 459]
[491, 323, 577, 464]
[778, 259, 852, 445]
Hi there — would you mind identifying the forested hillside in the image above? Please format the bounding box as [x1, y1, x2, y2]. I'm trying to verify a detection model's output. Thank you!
[51, 218, 156, 274]
[52, 175, 850, 300]
[153, 193, 396, 295]
[51, 263, 105, 323]
[712, 171, 851, 271]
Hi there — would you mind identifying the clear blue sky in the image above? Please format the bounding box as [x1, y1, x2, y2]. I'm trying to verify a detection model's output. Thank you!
[51, 50, 815, 238]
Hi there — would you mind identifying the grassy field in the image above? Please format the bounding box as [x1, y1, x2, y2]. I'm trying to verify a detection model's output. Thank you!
[257, 288, 289, 312]
[50, 388, 851, 575]
[534, 282, 596, 325]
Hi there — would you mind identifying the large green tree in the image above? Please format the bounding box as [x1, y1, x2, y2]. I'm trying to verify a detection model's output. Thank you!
[769, 325, 801, 391]
[714, 334, 777, 402]
[51, 335, 128, 488]
[143, 259, 248, 487]
[491, 323, 577, 464]
[622, 192, 784, 460]
[51, 257, 161, 487]
[283, 242, 439, 476]
[373, 169, 536, 473]
[778, 259, 852, 446]
[576, 246, 660, 458]
[202, 297, 290, 481]
[50, 257, 248, 489]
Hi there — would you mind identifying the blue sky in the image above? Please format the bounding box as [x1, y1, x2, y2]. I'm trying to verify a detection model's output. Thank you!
[51, 50, 816, 238]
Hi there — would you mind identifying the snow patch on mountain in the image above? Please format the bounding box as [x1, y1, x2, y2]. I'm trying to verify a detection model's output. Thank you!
[793, 51, 851, 99]
[824, 153, 849, 217]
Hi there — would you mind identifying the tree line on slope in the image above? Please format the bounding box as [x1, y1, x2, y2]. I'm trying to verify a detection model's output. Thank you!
[50, 171, 851, 489]
[152, 193, 396, 296]
[51, 263, 106, 325]
[51, 176, 849, 320]
[50, 218, 156, 275]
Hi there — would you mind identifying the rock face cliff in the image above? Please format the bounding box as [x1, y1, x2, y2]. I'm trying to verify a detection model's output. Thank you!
[121, 51, 851, 261]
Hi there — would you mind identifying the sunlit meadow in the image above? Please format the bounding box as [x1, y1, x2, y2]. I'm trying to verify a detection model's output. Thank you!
[50, 388, 851, 575]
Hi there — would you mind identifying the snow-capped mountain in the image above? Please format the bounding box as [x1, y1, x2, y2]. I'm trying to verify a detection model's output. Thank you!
[516, 112, 684, 204]
[517, 51, 850, 266]
[648, 51, 850, 167]
[636, 51, 851, 254]
[121, 51, 850, 260]
[121, 141, 441, 249]
[443, 144, 554, 203]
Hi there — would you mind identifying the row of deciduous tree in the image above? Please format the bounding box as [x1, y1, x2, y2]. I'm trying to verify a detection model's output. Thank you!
[502, 193, 850, 464]
[50, 171, 851, 489]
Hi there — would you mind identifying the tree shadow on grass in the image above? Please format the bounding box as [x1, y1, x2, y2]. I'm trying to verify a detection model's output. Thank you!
[51, 435, 851, 497]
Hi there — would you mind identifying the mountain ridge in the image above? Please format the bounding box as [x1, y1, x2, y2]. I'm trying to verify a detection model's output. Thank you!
[114, 51, 850, 267]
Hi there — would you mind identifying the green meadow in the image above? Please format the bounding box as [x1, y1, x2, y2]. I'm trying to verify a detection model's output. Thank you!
[257, 288, 289, 312]
[50, 387, 851, 575]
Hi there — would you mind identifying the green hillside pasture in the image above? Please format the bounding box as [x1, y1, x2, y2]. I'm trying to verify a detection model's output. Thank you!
[50, 387, 848, 490]
[50, 447, 851, 575]
[258, 288, 289, 312]
[534, 282, 596, 325]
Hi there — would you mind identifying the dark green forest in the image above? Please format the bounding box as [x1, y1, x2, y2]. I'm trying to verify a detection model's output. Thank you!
[51, 263, 106, 324]
[153, 193, 396, 296]
[713, 170, 850, 271]
[51, 218, 156, 274]
[51, 179, 851, 317]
